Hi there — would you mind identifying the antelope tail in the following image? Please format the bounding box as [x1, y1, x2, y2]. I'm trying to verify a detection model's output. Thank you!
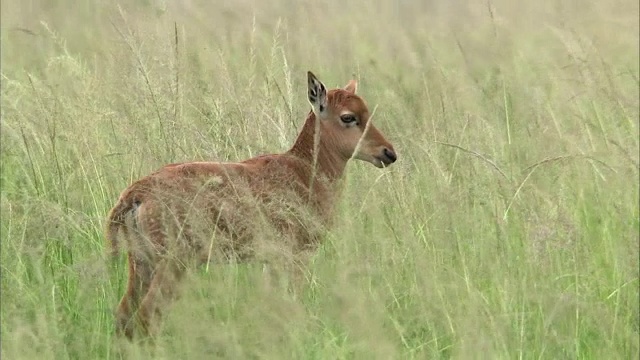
[105, 196, 135, 258]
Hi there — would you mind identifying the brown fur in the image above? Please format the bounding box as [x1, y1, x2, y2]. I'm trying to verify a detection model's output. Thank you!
[106, 72, 397, 339]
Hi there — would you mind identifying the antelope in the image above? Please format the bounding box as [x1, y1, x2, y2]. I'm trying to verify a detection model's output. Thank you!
[106, 71, 397, 339]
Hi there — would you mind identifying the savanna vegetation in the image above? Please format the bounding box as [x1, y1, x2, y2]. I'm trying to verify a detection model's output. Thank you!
[1, 0, 638, 358]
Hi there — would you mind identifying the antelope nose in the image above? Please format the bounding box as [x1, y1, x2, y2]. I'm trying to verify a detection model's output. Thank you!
[383, 148, 397, 163]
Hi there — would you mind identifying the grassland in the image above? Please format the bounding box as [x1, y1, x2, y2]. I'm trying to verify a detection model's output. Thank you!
[1, 0, 638, 359]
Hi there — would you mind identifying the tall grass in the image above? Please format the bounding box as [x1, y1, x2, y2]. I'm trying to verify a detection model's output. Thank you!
[1, 0, 638, 358]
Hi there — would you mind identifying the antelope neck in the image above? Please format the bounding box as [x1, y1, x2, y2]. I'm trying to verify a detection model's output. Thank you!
[287, 111, 348, 182]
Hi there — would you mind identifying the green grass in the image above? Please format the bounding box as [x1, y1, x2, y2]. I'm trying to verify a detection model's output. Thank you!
[1, 0, 638, 358]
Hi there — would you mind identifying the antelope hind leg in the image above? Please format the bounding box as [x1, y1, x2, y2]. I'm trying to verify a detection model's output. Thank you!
[114, 252, 155, 339]
[136, 258, 187, 338]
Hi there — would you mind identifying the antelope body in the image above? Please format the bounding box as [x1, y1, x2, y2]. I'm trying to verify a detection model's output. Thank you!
[107, 71, 397, 339]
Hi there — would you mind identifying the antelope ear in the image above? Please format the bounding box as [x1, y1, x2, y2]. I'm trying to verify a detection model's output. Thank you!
[307, 71, 328, 117]
[344, 79, 358, 94]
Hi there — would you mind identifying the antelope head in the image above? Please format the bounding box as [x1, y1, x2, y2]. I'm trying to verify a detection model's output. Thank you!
[306, 71, 397, 168]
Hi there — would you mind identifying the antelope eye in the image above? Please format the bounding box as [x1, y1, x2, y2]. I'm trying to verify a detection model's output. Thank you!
[340, 114, 357, 124]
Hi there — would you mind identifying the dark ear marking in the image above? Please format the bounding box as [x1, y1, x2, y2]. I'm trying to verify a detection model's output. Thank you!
[307, 70, 328, 116]
[308, 87, 318, 104]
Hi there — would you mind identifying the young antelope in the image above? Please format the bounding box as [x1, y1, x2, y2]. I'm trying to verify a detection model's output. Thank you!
[106, 71, 397, 339]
